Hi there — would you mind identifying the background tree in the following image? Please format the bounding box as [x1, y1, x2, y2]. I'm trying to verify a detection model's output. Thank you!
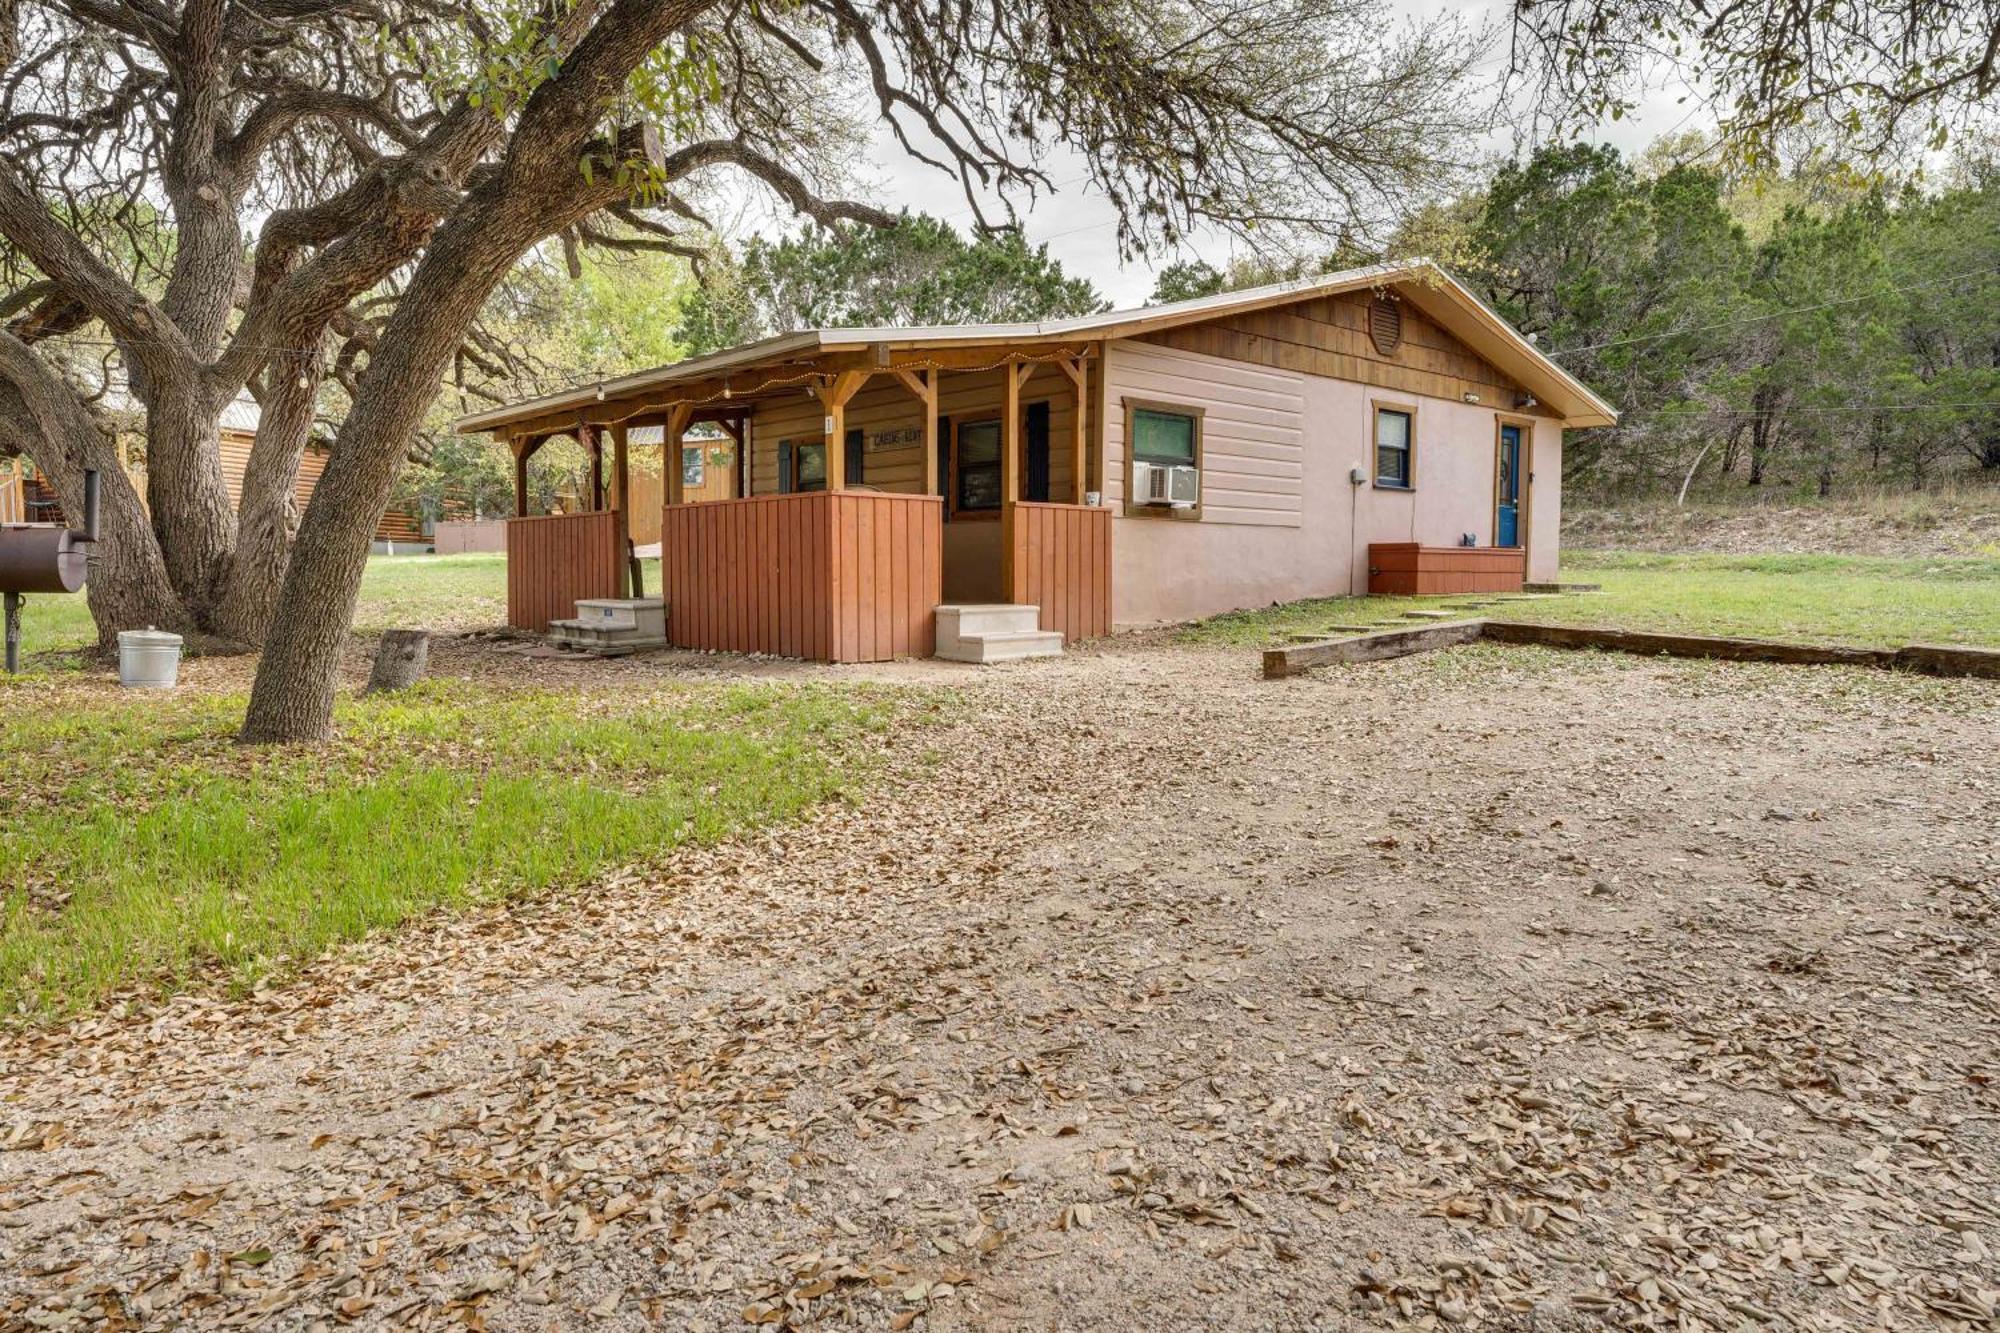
[673, 214, 1104, 356]
[1509, 0, 2000, 172]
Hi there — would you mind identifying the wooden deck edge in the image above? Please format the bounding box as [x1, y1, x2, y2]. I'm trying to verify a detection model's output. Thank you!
[1261, 620, 1485, 678]
[1263, 620, 2000, 682]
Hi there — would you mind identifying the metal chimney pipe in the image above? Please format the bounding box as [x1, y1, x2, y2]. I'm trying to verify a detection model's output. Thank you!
[75, 469, 100, 543]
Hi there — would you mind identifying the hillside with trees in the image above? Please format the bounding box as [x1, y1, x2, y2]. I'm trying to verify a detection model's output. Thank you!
[1154, 142, 2000, 503]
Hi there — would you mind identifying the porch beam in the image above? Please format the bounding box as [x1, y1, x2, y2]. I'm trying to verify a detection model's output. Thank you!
[816, 369, 871, 492]
[476, 345, 1096, 442]
[1058, 356, 1089, 503]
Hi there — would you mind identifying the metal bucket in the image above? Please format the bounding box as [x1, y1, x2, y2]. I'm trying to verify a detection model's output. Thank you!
[118, 628, 183, 689]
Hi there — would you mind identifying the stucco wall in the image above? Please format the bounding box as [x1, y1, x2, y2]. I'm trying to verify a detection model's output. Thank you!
[1102, 339, 1563, 623]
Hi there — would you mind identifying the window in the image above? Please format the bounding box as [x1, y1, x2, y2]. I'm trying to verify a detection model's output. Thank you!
[779, 439, 826, 493]
[1374, 406, 1413, 488]
[1122, 399, 1204, 517]
[794, 442, 826, 492]
[954, 419, 1002, 514]
[682, 445, 705, 488]
[1132, 407, 1196, 467]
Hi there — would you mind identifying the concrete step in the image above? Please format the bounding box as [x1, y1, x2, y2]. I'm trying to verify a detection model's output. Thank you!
[935, 628, 1065, 664]
[937, 603, 1043, 640]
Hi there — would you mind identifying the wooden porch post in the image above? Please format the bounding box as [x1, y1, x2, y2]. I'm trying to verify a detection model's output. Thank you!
[816, 370, 870, 491]
[1059, 356, 1089, 503]
[585, 424, 604, 511]
[1001, 360, 1032, 601]
[665, 403, 693, 508]
[890, 367, 939, 495]
[611, 422, 631, 597]
[512, 434, 529, 517]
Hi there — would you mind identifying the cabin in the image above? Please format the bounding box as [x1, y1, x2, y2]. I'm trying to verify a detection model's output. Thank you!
[455, 260, 1616, 663]
[1, 392, 427, 547]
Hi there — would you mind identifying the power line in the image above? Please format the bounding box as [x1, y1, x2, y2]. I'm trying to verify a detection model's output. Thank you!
[1544, 264, 2000, 358]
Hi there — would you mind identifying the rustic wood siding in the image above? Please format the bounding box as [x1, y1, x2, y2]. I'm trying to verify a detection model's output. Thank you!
[748, 364, 1076, 502]
[505, 509, 624, 631]
[1102, 340, 1305, 526]
[1139, 290, 1547, 418]
[1367, 543, 1525, 595]
[661, 492, 942, 662]
[1005, 501, 1113, 642]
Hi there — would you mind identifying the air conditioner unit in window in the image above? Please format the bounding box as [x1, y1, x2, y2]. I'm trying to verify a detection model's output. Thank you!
[1135, 460, 1199, 508]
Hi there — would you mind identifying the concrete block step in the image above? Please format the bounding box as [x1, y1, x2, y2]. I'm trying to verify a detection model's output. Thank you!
[936, 603, 1043, 637]
[935, 629, 1065, 665]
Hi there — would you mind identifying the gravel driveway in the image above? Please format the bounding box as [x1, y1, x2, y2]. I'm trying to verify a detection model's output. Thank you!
[3, 640, 1997, 1330]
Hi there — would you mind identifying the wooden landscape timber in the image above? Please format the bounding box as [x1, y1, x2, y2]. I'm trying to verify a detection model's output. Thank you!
[1264, 619, 2000, 680]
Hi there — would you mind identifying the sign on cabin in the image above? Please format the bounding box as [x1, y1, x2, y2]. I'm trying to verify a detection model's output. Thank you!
[866, 427, 922, 453]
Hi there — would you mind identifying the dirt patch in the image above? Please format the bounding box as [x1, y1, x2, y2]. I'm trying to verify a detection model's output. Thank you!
[1566, 496, 2000, 557]
[2, 642, 1996, 1329]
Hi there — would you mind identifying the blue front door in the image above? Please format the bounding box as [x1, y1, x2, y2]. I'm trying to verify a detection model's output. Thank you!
[1496, 426, 1522, 548]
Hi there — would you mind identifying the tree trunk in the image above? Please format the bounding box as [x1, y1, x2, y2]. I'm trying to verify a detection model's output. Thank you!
[211, 349, 323, 644]
[0, 334, 189, 645]
[241, 208, 532, 741]
[141, 381, 239, 618]
[365, 628, 429, 692]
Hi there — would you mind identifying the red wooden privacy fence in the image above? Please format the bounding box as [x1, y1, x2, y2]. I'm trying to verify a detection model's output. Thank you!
[506, 509, 623, 631]
[661, 492, 943, 662]
[1005, 501, 1113, 643]
[1367, 542, 1525, 596]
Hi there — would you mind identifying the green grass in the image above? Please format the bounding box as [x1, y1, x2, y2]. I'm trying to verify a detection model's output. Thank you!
[12, 552, 660, 658]
[1184, 549, 2000, 649]
[0, 674, 918, 1019]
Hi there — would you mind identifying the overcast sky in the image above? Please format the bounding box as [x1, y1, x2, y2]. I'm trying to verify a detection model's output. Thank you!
[835, 0, 1705, 306]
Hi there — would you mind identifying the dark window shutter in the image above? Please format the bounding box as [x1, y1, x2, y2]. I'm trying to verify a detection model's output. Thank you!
[936, 415, 952, 520]
[777, 441, 794, 494]
[1025, 400, 1051, 503]
[845, 427, 864, 486]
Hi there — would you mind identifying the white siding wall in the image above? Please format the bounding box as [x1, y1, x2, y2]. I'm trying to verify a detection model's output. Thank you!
[1102, 340, 1304, 526]
[1103, 338, 1565, 623]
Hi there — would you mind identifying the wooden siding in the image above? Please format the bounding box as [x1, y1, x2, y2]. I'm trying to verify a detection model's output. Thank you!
[1005, 502, 1113, 642]
[506, 509, 624, 631]
[1139, 290, 1550, 421]
[1367, 543, 1525, 595]
[1101, 340, 1304, 525]
[0, 461, 25, 523]
[661, 492, 942, 662]
[748, 363, 1078, 504]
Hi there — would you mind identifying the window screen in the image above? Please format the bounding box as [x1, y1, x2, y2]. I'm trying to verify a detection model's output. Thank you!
[1375, 409, 1412, 487]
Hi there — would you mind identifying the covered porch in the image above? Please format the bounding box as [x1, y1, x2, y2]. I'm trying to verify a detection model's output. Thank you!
[476, 339, 1114, 663]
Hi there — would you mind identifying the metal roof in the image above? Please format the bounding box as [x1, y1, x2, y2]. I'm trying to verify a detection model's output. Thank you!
[454, 259, 1618, 432]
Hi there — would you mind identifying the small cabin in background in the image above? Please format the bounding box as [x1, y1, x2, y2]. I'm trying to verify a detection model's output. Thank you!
[3, 391, 426, 549]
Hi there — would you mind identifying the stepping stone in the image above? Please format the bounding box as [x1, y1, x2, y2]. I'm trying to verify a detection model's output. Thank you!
[1401, 609, 1459, 620]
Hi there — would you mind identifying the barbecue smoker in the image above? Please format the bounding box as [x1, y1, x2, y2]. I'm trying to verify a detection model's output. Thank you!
[0, 469, 99, 673]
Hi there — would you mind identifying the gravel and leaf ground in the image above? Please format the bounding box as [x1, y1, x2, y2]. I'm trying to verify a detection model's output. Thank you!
[3, 637, 1996, 1330]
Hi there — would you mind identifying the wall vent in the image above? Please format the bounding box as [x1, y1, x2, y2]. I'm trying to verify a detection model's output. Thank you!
[1368, 296, 1403, 357]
